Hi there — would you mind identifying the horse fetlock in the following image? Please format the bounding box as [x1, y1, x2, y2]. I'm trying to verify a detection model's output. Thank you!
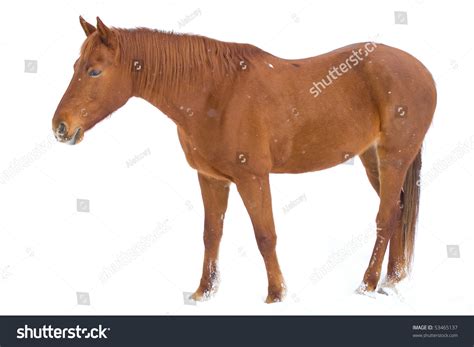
[386, 262, 407, 284]
[362, 269, 381, 292]
[192, 276, 220, 301]
[265, 282, 287, 304]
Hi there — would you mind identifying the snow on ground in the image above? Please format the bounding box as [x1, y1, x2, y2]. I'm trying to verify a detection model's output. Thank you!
[0, 0, 473, 314]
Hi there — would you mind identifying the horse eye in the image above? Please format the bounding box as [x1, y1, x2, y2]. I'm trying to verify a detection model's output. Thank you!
[88, 69, 102, 77]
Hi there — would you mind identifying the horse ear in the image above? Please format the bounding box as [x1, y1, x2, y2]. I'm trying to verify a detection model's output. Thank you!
[79, 16, 96, 37]
[96, 17, 116, 47]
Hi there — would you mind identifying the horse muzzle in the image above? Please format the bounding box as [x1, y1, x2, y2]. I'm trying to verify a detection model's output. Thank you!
[54, 122, 83, 145]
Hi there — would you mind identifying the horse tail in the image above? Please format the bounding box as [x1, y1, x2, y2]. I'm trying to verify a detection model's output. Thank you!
[400, 148, 422, 274]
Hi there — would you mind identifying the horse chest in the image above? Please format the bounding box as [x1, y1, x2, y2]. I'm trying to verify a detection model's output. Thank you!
[177, 127, 227, 179]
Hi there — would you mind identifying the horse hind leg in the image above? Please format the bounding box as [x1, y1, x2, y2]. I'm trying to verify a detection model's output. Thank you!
[359, 140, 421, 293]
[360, 145, 407, 288]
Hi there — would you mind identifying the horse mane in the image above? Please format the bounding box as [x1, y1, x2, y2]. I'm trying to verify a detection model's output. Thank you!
[81, 28, 264, 102]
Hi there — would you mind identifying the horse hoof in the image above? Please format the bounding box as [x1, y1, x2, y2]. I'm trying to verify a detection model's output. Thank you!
[190, 291, 204, 302]
[190, 288, 214, 302]
[190, 285, 217, 301]
[355, 283, 377, 298]
[265, 293, 284, 304]
[377, 277, 400, 296]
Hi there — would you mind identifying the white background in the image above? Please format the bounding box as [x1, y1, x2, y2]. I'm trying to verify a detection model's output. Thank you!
[0, 0, 473, 315]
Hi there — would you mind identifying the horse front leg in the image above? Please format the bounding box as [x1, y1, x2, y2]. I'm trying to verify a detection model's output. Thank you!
[236, 174, 286, 303]
[191, 173, 230, 301]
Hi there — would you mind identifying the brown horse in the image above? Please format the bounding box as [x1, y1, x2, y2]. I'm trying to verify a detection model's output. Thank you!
[52, 17, 436, 303]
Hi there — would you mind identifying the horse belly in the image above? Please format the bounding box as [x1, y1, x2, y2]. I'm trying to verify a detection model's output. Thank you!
[270, 112, 379, 174]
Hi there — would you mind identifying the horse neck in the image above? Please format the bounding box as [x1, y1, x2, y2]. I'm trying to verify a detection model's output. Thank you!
[118, 29, 242, 127]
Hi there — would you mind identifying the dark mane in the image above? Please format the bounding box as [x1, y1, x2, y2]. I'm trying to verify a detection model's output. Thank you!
[81, 28, 264, 101]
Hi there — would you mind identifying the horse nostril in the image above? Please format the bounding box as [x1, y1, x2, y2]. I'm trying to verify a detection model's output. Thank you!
[57, 122, 67, 135]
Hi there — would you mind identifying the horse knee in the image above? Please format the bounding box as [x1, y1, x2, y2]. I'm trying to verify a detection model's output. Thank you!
[255, 232, 276, 255]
